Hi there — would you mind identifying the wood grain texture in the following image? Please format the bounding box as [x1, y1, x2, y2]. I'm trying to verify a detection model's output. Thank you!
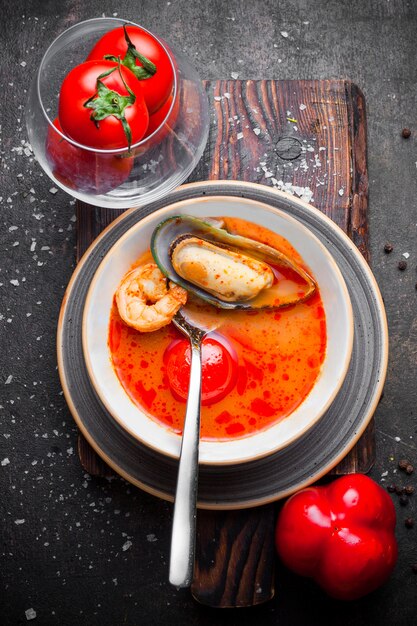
[191, 506, 275, 607]
[346, 83, 369, 261]
[76, 79, 371, 608]
[77, 434, 113, 477]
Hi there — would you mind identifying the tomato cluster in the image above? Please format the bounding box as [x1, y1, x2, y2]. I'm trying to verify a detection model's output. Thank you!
[46, 25, 175, 193]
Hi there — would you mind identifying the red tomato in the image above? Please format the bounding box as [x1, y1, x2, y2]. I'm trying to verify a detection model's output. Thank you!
[87, 26, 174, 114]
[275, 474, 398, 601]
[131, 91, 179, 158]
[45, 118, 133, 193]
[143, 90, 179, 141]
[164, 335, 238, 405]
[58, 60, 149, 150]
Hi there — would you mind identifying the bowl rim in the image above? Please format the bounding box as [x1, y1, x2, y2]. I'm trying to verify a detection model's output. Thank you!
[82, 193, 354, 465]
[37, 16, 178, 154]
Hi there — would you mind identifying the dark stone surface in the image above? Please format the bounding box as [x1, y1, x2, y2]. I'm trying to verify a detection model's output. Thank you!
[1, 0, 417, 624]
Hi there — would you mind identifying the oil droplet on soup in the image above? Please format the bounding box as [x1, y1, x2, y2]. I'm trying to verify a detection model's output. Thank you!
[108, 217, 327, 440]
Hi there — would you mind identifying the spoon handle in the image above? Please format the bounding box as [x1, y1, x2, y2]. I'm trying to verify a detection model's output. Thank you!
[169, 339, 202, 588]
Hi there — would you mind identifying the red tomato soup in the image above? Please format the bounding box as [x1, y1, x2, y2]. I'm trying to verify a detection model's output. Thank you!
[108, 217, 327, 440]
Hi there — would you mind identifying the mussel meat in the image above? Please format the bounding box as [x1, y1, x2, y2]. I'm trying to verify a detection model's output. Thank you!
[170, 235, 274, 302]
[150, 215, 316, 310]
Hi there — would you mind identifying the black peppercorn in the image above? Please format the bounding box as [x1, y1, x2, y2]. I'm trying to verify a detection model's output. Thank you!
[384, 243, 394, 254]
[402, 128, 411, 138]
[405, 485, 415, 495]
[405, 517, 414, 528]
[406, 464, 414, 475]
[398, 260, 407, 271]
[395, 485, 404, 495]
[399, 459, 411, 470]
[399, 494, 409, 506]
[387, 484, 396, 493]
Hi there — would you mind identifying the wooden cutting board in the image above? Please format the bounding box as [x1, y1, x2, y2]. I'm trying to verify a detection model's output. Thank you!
[76, 79, 373, 607]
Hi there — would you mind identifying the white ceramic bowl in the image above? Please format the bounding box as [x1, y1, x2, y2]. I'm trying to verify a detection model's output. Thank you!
[82, 195, 354, 464]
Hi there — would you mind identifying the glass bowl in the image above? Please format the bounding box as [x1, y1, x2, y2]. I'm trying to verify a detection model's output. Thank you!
[26, 17, 209, 209]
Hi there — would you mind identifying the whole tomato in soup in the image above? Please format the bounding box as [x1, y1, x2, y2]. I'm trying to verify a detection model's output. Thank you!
[164, 336, 238, 406]
[87, 25, 174, 115]
[58, 60, 149, 150]
[46, 118, 133, 193]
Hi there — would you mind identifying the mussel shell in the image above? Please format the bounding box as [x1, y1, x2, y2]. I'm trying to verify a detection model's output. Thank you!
[150, 215, 316, 310]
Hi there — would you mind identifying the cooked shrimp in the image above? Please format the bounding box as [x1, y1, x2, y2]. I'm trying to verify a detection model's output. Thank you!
[116, 263, 187, 332]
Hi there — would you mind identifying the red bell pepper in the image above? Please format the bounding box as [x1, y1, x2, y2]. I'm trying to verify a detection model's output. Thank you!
[275, 474, 397, 600]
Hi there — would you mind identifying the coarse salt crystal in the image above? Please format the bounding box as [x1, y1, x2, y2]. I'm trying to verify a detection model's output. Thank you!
[5, 375, 13, 385]
[20, 61, 27, 67]
[10, 279, 19, 287]
[338, 188, 344, 196]
[1, 458, 10, 466]
[299, 104, 307, 111]
[214, 96, 222, 101]
[231, 72, 239, 79]
[122, 540, 132, 551]
[15, 519, 25, 525]
[280, 31, 289, 38]
[402, 252, 410, 259]
[292, 186, 306, 197]
[395, 437, 401, 442]
[302, 188, 313, 203]
[25, 608, 36, 621]
[237, 132, 244, 140]
[253, 128, 261, 135]
[49, 187, 58, 195]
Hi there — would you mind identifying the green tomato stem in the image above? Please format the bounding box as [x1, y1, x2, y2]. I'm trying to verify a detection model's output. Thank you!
[83, 59, 136, 150]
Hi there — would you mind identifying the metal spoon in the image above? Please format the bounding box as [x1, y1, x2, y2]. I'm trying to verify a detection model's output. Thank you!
[168, 306, 220, 588]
